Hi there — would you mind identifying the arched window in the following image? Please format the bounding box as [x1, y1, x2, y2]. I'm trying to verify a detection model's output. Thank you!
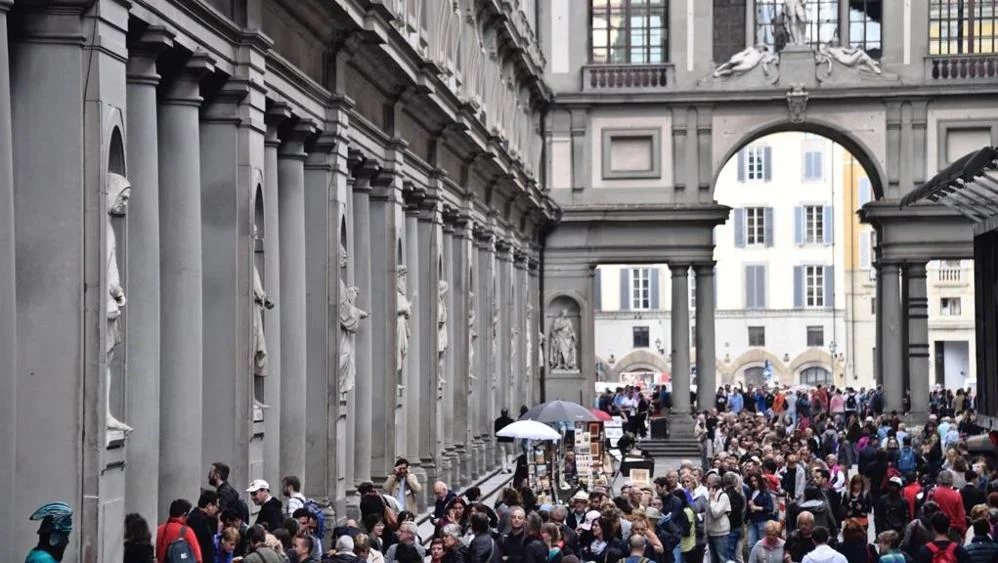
[799, 366, 832, 387]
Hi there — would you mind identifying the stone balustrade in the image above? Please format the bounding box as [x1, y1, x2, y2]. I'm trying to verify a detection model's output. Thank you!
[928, 54, 998, 80]
[583, 63, 673, 92]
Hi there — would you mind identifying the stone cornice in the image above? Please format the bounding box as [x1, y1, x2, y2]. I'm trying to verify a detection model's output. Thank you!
[557, 202, 730, 226]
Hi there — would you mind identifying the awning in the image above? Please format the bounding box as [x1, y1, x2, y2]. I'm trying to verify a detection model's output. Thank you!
[900, 146, 998, 223]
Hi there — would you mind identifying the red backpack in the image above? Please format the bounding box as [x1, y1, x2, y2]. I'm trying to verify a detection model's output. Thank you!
[925, 542, 958, 563]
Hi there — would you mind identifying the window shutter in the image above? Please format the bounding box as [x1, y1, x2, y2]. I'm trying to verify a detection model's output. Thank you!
[858, 178, 872, 205]
[813, 152, 823, 180]
[763, 146, 773, 181]
[619, 268, 630, 310]
[793, 266, 803, 308]
[595, 268, 603, 310]
[734, 208, 746, 247]
[824, 265, 834, 308]
[802, 152, 811, 181]
[794, 206, 803, 245]
[744, 265, 755, 309]
[650, 268, 660, 309]
[737, 150, 745, 182]
[859, 232, 871, 269]
[764, 207, 774, 247]
[758, 265, 767, 309]
[823, 206, 833, 245]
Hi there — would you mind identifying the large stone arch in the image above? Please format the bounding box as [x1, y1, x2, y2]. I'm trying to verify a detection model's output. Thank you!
[612, 348, 669, 378]
[712, 113, 888, 200]
[723, 349, 791, 386]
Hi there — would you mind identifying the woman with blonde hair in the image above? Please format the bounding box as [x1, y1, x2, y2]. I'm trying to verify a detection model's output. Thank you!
[747, 521, 786, 563]
[356, 533, 387, 563]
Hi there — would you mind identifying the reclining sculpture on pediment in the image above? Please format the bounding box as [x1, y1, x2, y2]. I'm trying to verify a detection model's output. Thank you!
[710, 44, 780, 85]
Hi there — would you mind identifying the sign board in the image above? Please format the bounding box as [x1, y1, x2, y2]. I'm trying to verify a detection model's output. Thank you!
[604, 417, 624, 448]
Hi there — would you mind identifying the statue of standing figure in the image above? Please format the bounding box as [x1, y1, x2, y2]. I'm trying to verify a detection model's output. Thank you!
[783, 0, 808, 47]
[548, 309, 578, 371]
[396, 266, 412, 369]
[436, 280, 449, 393]
[106, 173, 132, 433]
[339, 244, 367, 397]
[490, 283, 499, 390]
[468, 292, 477, 386]
[252, 263, 275, 377]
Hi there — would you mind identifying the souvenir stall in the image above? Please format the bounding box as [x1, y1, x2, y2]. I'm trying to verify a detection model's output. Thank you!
[518, 400, 600, 502]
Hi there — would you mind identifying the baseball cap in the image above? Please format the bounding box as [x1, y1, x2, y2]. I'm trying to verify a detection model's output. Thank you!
[578, 510, 602, 531]
[246, 479, 270, 493]
[571, 490, 589, 502]
[889, 476, 903, 487]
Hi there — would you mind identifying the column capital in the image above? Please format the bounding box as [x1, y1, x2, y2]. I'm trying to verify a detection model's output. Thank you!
[495, 238, 513, 258]
[693, 262, 716, 274]
[201, 80, 250, 123]
[527, 257, 540, 272]
[304, 131, 338, 169]
[265, 103, 293, 146]
[161, 51, 215, 105]
[0, 0, 12, 12]
[902, 261, 928, 277]
[403, 183, 427, 212]
[669, 263, 691, 277]
[278, 119, 319, 159]
[126, 26, 174, 86]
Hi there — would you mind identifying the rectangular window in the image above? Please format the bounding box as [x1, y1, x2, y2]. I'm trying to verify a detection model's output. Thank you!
[807, 325, 825, 347]
[746, 207, 767, 245]
[805, 205, 824, 244]
[803, 150, 823, 180]
[748, 326, 766, 347]
[941, 297, 962, 316]
[591, 0, 670, 64]
[849, 0, 883, 58]
[631, 267, 650, 310]
[746, 146, 766, 181]
[633, 326, 650, 348]
[744, 264, 768, 309]
[805, 265, 825, 308]
[930, 0, 998, 55]
[755, 0, 840, 51]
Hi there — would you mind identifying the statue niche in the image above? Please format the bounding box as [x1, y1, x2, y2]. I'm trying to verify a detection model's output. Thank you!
[546, 296, 581, 373]
[106, 172, 133, 433]
[339, 244, 368, 398]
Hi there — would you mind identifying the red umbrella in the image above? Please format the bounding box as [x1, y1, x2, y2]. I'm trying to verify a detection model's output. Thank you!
[589, 408, 611, 421]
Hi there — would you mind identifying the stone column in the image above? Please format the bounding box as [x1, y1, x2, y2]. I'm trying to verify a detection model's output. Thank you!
[304, 132, 335, 498]
[670, 264, 691, 414]
[527, 257, 540, 406]
[450, 214, 471, 485]
[880, 264, 904, 413]
[416, 194, 442, 501]
[350, 158, 377, 488]
[495, 239, 513, 415]
[368, 157, 403, 483]
[158, 53, 214, 514]
[439, 212, 456, 485]
[123, 26, 172, 521]
[514, 251, 528, 409]
[403, 189, 423, 470]
[200, 81, 253, 479]
[694, 264, 716, 411]
[0, 2, 16, 559]
[905, 263, 930, 418]
[278, 119, 317, 482]
[262, 106, 290, 486]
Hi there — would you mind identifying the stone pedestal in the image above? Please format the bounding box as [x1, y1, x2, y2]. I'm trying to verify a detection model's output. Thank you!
[98, 441, 127, 563]
[779, 44, 817, 86]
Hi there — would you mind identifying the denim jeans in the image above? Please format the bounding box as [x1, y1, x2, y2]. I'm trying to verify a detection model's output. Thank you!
[707, 534, 728, 563]
[747, 521, 766, 552]
[726, 526, 743, 563]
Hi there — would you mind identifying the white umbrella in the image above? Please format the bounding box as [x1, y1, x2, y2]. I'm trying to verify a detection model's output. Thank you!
[496, 419, 562, 441]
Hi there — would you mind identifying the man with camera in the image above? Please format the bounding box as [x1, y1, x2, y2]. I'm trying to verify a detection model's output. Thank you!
[384, 457, 423, 514]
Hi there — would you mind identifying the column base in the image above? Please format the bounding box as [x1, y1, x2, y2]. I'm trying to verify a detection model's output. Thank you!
[344, 490, 361, 521]
[418, 458, 437, 513]
[409, 464, 429, 513]
[439, 450, 453, 488]
[455, 445, 470, 487]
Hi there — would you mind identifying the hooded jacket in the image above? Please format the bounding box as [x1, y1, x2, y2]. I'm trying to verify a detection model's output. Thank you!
[801, 544, 848, 563]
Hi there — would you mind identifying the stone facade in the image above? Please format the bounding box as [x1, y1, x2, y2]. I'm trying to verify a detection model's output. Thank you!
[539, 1, 990, 416]
[0, 1, 553, 561]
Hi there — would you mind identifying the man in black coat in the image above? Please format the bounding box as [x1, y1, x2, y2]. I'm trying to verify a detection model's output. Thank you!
[247, 479, 284, 532]
[187, 490, 220, 563]
[495, 409, 515, 473]
[209, 462, 249, 523]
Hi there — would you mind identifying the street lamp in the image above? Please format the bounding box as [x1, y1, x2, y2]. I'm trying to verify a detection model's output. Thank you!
[655, 338, 664, 355]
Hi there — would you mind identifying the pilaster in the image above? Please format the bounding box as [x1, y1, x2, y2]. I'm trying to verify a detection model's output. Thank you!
[416, 192, 442, 502]
[402, 185, 425, 505]
[450, 211, 472, 486]
[879, 263, 904, 413]
[440, 207, 456, 486]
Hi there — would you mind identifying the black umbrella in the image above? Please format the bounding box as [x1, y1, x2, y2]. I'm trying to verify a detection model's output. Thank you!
[518, 400, 599, 423]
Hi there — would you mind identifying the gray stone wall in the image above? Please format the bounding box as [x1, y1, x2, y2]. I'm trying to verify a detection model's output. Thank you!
[712, 0, 747, 64]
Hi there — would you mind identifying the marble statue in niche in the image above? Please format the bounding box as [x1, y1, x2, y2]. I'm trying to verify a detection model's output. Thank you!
[339, 244, 368, 398]
[548, 309, 578, 371]
[468, 292, 477, 387]
[106, 172, 132, 433]
[436, 280, 449, 393]
[784, 0, 807, 47]
[396, 266, 412, 369]
[525, 305, 533, 380]
[252, 262, 275, 378]
[490, 282, 499, 390]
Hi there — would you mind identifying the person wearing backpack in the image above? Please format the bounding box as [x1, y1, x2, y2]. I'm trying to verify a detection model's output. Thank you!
[916, 512, 970, 563]
[897, 439, 918, 475]
[156, 498, 203, 563]
[241, 525, 283, 563]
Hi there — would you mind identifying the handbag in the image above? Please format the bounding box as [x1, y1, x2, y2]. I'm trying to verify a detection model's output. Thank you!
[382, 497, 399, 529]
